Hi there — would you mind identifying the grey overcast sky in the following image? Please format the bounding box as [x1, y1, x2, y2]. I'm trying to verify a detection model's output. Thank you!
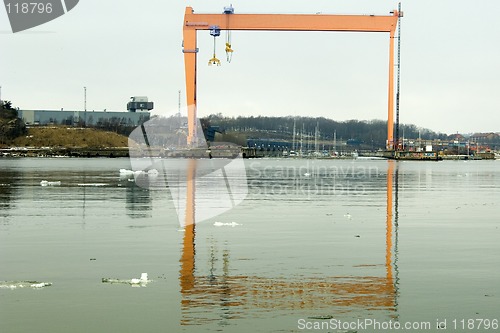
[1, 0, 499, 134]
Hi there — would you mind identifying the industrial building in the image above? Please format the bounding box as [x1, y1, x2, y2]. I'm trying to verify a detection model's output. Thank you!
[18, 96, 153, 126]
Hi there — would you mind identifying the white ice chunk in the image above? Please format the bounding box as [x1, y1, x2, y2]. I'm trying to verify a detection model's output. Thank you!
[147, 169, 158, 176]
[0, 281, 52, 289]
[214, 222, 242, 227]
[40, 180, 61, 186]
[102, 273, 150, 287]
[30, 282, 52, 288]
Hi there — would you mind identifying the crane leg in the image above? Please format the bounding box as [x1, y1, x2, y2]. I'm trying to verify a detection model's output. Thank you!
[183, 28, 198, 146]
[387, 31, 395, 150]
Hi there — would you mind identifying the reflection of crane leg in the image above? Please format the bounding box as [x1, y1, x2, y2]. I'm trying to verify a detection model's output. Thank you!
[180, 223, 195, 294]
[386, 161, 394, 283]
[185, 159, 196, 227]
[180, 159, 197, 294]
[178, 158, 399, 323]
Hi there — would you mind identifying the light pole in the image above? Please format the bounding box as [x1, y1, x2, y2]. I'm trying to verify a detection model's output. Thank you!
[84, 86, 87, 127]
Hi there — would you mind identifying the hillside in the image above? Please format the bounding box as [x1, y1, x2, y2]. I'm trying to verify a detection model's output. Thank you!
[201, 114, 449, 148]
[12, 126, 129, 148]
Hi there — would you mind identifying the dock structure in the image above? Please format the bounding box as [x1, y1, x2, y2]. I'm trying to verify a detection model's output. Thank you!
[392, 150, 442, 161]
[1, 147, 130, 158]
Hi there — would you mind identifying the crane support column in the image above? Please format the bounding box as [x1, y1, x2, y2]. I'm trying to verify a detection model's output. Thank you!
[387, 30, 395, 150]
[183, 13, 198, 146]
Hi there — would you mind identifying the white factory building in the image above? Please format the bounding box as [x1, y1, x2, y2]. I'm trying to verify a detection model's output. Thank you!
[18, 96, 152, 126]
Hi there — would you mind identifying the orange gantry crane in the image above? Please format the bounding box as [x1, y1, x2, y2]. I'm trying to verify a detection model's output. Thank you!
[183, 6, 401, 149]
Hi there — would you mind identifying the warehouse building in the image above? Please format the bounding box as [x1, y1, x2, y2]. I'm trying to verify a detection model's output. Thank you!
[18, 96, 152, 126]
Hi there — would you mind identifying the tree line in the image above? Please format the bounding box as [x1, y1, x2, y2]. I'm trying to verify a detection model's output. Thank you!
[202, 114, 447, 147]
[0, 100, 27, 145]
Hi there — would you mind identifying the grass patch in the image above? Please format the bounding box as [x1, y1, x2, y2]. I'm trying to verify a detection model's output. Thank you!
[13, 126, 129, 148]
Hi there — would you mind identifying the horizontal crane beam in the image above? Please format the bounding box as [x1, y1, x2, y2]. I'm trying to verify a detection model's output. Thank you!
[184, 7, 398, 33]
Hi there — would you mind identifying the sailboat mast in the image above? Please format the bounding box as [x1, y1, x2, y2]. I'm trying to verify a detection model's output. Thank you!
[333, 130, 337, 154]
[315, 121, 319, 154]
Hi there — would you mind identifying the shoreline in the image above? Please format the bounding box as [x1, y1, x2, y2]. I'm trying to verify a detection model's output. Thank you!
[0, 146, 130, 158]
[1, 146, 497, 160]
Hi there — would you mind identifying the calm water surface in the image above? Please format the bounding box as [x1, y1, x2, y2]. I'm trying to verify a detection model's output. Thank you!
[0, 158, 498, 333]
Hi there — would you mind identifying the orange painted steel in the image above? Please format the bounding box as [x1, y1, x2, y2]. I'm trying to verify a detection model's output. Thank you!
[183, 6, 399, 148]
[178, 161, 398, 325]
[179, 159, 197, 294]
[386, 160, 394, 283]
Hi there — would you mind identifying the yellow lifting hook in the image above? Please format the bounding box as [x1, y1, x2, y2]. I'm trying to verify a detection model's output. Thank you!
[208, 54, 221, 66]
[225, 42, 233, 62]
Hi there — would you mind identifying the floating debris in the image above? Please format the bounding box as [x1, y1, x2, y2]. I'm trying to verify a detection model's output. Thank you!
[308, 315, 334, 320]
[102, 273, 150, 287]
[0, 281, 52, 289]
[156, 273, 167, 280]
[343, 213, 352, 220]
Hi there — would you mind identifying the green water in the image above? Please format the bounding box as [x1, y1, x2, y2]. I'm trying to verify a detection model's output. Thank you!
[0, 158, 498, 332]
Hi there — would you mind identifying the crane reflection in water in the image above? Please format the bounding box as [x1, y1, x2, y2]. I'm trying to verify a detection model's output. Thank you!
[178, 159, 401, 326]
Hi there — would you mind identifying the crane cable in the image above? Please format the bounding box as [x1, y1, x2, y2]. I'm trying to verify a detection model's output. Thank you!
[209, 37, 220, 66]
[225, 17, 233, 62]
[224, 5, 234, 63]
[225, 31, 233, 63]
[208, 25, 221, 66]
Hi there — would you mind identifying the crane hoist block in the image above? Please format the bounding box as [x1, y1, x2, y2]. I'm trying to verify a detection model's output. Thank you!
[209, 25, 221, 37]
[223, 5, 234, 14]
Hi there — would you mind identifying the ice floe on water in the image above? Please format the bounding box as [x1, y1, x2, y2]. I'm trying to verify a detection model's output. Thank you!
[0, 281, 52, 289]
[146, 169, 158, 176]
[40, 180, 61, 186]
[102, 273, 150, 287]
[119, 169, 158, 178]
[119, 169, 135, 176]
[214, 222, 242, 227]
